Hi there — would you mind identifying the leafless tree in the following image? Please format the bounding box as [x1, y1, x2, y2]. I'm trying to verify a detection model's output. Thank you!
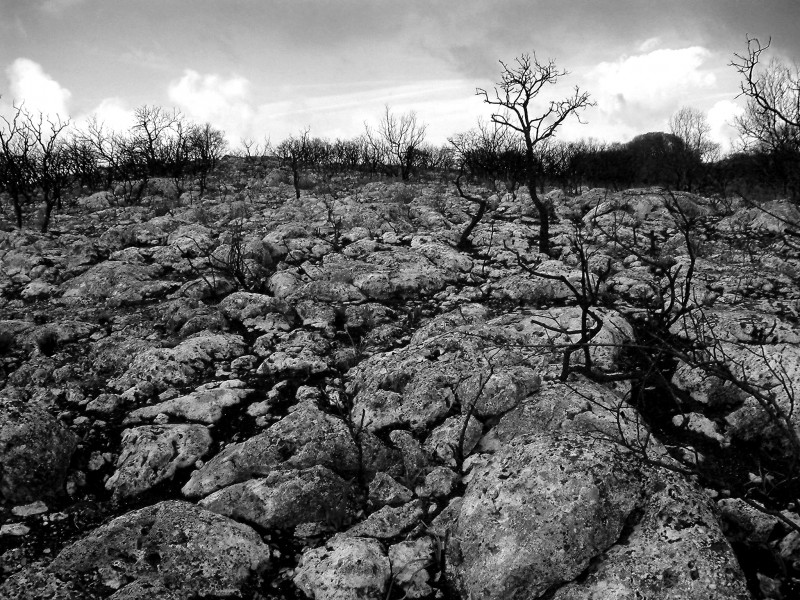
[80, 116, 146, 201]
[365, 105, 427, 180]
[668, 106, 719, 191]
[0, 102, 71, 231]
[450, 119, 523, 248]
[131, 105, 182, 175]
[477, 52, 593, 254]
[0, 103, 36, 228]
[188, 123, 227, 198]
[62, 134, 103, 191]
[731, 36, 800, 198]
[27, 111, 71, 231]
[732, 36, 800, 135]
[276, 127, 311, 199]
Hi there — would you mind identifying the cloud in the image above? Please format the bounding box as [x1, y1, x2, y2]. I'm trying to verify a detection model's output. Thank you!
[168, 70, 253, 140]
[88, 97, 135, 132]
[5, 58, 71, 118]
[638, 37, 662, 52]
[165, 67, 481, 145]
[707, 99, 744, 152]
[584, 46, 718, 141]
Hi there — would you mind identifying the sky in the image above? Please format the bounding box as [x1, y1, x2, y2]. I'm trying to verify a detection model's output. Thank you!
[2, 0, 799, 153]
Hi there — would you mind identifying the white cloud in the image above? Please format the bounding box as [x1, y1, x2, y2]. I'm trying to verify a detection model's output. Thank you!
[71, 97, 135, 133]
[6, 58, 71, 118]
[165, 69, 482, 145]
[585, 47, 718, 140]
[638, 37, 662, 53]
[168, 70, 253, 141]
[707, 99, 745, 152]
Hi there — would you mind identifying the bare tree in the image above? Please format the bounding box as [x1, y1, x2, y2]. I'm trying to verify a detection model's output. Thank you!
[449, 119, 523, 249]
[0, 102, 71, 231]
[188, 123, 227, 198]
[131, 105, 182, 175]
[27, 111, 71, 231]
[668, 106, 719, 191]
[365, 105, 427, 180]
[732, 36, 800, 134]
[732, 36, 800, 198]
[477, 52, 593, 254]
[276, 127, 311, 199]
[0, 103, 36, 228]
[62, 134, 103, 191]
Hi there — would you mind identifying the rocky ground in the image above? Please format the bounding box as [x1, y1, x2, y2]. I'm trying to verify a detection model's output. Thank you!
[1, 163, 800, 599]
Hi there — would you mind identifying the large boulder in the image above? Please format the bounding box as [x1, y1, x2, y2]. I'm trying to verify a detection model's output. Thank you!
[49, 501, 270, 599]
[167, 223, 217, 257]
[490, 261, 603, 305]
[217, 291, 294, 333]
[447, 433, 644, 600]
[105, 425, 213, 499]
[60, 261, 176, 306]
[294, 536, 390, 600]
[182, 402, 398, 498]
[551, 471, 750, 599]
[199, 465, 354, 531]
[488, 307, 635, 372]
[109, 332, 246, 393]
[123, 384, 251, 425]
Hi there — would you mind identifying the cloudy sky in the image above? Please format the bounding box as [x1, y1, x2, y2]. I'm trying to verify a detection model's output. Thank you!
[2, 0, 799, 152]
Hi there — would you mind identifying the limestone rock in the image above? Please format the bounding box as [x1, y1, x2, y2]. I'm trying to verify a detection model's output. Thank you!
[199, 466, 354, 531]
[424, 414, 483, 466]
[110, 332, 246, 393]
[388, 537, 435, 599]
[344, 500, 423, 539]
[491, 263, 602, 305]
[294, 536, 390, 600]
[182, 402, 397, 498]
[368, 472, 413, 508]
[416, 466, 459, 498]
[167, 223, 217, 257]
[124, 385, 251, 425]
[551, 472, 750, 600]
[60, 261, 175, 306]
[447, 433, 643, 600]
[217, 291, 294, 332]
[105, 425, 213, 499]
[49, 501, 270, 599]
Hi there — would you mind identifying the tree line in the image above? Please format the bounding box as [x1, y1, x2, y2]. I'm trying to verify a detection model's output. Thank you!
[1, 36, 797, 236]
[0, 105, 227, 232]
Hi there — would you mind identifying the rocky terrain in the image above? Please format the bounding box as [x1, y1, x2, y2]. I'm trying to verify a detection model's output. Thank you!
[1, 163, 799, 599]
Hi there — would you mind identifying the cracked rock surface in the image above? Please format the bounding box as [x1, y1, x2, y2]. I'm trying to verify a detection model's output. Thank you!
[4, 175, 799, 598]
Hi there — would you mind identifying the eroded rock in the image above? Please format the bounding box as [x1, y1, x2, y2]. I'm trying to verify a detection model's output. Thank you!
[199, 465, 354, 531]
[447, 433, 643, 600]
[105, 424, 213, 499]
[49, 500, 270, 599]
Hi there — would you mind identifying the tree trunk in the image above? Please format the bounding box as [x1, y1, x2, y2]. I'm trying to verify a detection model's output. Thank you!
[458, 199, 487, 250]
[41, 198, 53, 233]
[292, 155, 301, 200]
[12, 196, 23, 229]
[525, 148, 550, 255]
